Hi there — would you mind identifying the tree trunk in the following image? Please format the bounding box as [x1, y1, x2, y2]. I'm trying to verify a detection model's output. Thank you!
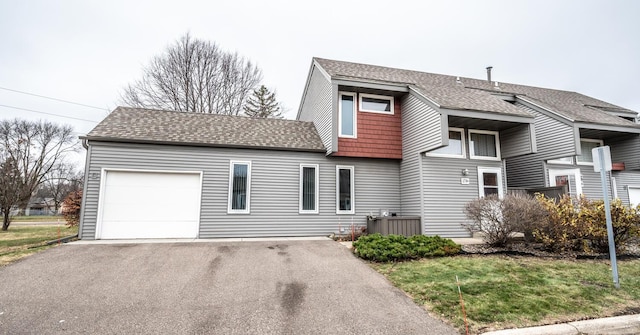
[2, 210, 10, 231]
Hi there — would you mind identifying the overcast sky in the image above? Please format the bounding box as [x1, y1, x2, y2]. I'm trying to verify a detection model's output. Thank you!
[1, 0, 639, 165]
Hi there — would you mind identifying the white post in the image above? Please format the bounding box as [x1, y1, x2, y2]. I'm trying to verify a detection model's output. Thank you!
[595, 146, 619, 288]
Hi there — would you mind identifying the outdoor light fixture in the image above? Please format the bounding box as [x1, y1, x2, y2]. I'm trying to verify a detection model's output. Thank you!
[461, 169, 469, 176]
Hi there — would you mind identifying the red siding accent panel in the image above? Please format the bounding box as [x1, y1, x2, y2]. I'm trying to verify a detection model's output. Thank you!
[334, 98, 402, 159]
[612, 162, 625, 171]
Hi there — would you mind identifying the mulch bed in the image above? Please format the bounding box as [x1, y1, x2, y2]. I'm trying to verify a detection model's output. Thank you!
[461, 240, 640, 260]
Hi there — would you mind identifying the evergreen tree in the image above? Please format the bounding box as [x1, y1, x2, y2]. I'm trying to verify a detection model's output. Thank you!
[243, 85, 283, 118]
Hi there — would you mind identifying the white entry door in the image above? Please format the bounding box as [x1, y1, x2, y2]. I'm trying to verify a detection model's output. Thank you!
[629, 187, 640, 208]
[97, 170, 202, 239]
[549, 168, 582, 196]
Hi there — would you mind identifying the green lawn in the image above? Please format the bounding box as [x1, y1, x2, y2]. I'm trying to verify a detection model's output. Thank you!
[0, 225, 78, 266]
[372, 255, 640, 334]
[11, 215, 66, 222]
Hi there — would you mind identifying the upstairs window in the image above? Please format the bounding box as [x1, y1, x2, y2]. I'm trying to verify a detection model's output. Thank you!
[339, 92, 356, 138]
[469, 130, 501, 160]
[359, 93, 394, 114]
[299, 164, 319, 214]
[228, 161, 251, 213]
[577, 139, 603, 165]
[547, 157, 574, 165]
[426, 128, 466, 158]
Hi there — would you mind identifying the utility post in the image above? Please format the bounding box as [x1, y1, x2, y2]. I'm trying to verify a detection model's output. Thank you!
[593, 146, 620, 289]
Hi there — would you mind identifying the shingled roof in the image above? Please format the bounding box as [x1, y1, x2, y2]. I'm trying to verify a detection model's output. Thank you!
[84, 107, 326, 152]
[315, 58, 640, 128]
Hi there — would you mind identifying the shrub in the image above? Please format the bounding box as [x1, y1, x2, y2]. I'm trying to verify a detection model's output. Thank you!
[353, 233, 460, 262]
[463, 193, 547, 247]
[535, 194, 640, 253]
[62, 190, 82, 227]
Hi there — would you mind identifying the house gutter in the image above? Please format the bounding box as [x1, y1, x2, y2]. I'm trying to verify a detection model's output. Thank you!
[79, 136, 328, 154]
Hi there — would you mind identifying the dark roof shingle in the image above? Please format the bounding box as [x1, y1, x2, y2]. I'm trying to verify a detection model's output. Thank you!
[315, 58, 639, 128]
[85, 107, 326, 152]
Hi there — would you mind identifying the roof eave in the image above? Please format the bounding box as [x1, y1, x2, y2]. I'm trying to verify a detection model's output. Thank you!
[574, 122, 640, 134]
[441, 107, 535, 124]
[83, 136, 327, 153]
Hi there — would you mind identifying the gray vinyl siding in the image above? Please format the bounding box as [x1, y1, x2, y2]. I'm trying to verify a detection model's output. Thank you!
[613, 171, 640, 205]
[399, 93, 443, 218]
[298, 66, 333, 154]
[500, 124, 533, 158]
[422, 157, 505, 237]
[506, 102, 575, 188]
[608, 135, 640, 170]
[579, 166, 612, 199]
[80, 142, 400, 239]
[506, 157, 545, 188]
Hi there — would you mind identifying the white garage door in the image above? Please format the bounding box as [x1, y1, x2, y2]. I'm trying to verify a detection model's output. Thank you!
[98, 171, 202, 239]
[629, 187, 640, 208]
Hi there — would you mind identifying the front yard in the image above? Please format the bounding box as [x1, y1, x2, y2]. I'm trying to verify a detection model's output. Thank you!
[0, 225, 78, 266]
[372, 255, 640, 334]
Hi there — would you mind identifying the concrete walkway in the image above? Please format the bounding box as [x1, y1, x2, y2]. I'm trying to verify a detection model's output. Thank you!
[482, 314, 640, 335]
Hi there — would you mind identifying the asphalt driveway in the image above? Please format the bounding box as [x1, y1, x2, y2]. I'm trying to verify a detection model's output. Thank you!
[0, 240, 457, 334]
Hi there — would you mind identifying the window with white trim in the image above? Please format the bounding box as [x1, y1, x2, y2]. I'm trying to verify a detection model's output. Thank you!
[228, 161, 251, 213]
[336, 165, 355, 214]
[547, 157, 574, 165]
[299, 164, 319, 214]
[426, 127, 466, 158]
[469, 130, 501, 160]
[339, 92, 356, 138]
[359, 93, 394, 114]
[477, 167, 504, 198]
[576, 139, 603, 165]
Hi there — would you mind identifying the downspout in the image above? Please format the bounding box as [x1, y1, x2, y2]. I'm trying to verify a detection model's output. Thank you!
[77, 139, 91, 240]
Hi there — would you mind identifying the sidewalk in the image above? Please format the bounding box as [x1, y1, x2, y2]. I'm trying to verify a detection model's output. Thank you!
[482, 314, 640, 335]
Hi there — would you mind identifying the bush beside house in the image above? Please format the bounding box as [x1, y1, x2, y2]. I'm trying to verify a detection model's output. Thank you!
[353, 233, 461, 262]
[535, 194, 640, 253]
[464, 193, 640, 253]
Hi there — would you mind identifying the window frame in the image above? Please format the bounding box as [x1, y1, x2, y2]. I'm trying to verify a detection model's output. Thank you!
[425, 127, 466, 158]
[468, 129, 501, 161]
[477, 166, 504, 199]
[547, 156, 574, 165]
[358, 93, 394, 114]
[335, 165, 355, 214]
[338, 92, 357, 138]
[576, 138, 604, 166]
[548, 168, 583, 196]
[227, 160, 252, 214]
[299, 164, 319, 214]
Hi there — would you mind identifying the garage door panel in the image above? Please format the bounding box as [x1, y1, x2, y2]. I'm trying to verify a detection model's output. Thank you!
[101, 220, 198, 239]
[99, 171, 201, 239]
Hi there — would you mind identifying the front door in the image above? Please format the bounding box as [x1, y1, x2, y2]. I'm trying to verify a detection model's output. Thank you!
[477, 167, 503, 198]
[548, 168, 582, 197]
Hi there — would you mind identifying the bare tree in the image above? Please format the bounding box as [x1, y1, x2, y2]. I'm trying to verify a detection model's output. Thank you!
[121, 33, 262, 115]
[0, 119, 76, 230]
[35, 162, 83, 213]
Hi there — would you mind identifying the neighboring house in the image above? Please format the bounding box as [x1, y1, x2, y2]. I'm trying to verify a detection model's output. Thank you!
[25, 197, 58, 216]
[78, 58, 640, 240]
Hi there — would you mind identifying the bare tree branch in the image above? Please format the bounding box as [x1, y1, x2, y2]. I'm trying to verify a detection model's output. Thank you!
[121, 33, 262, 114]
[0, 119, 77, 230]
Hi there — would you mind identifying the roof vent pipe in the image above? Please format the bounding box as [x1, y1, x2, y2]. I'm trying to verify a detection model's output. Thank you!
[486, 66, 493, 82]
